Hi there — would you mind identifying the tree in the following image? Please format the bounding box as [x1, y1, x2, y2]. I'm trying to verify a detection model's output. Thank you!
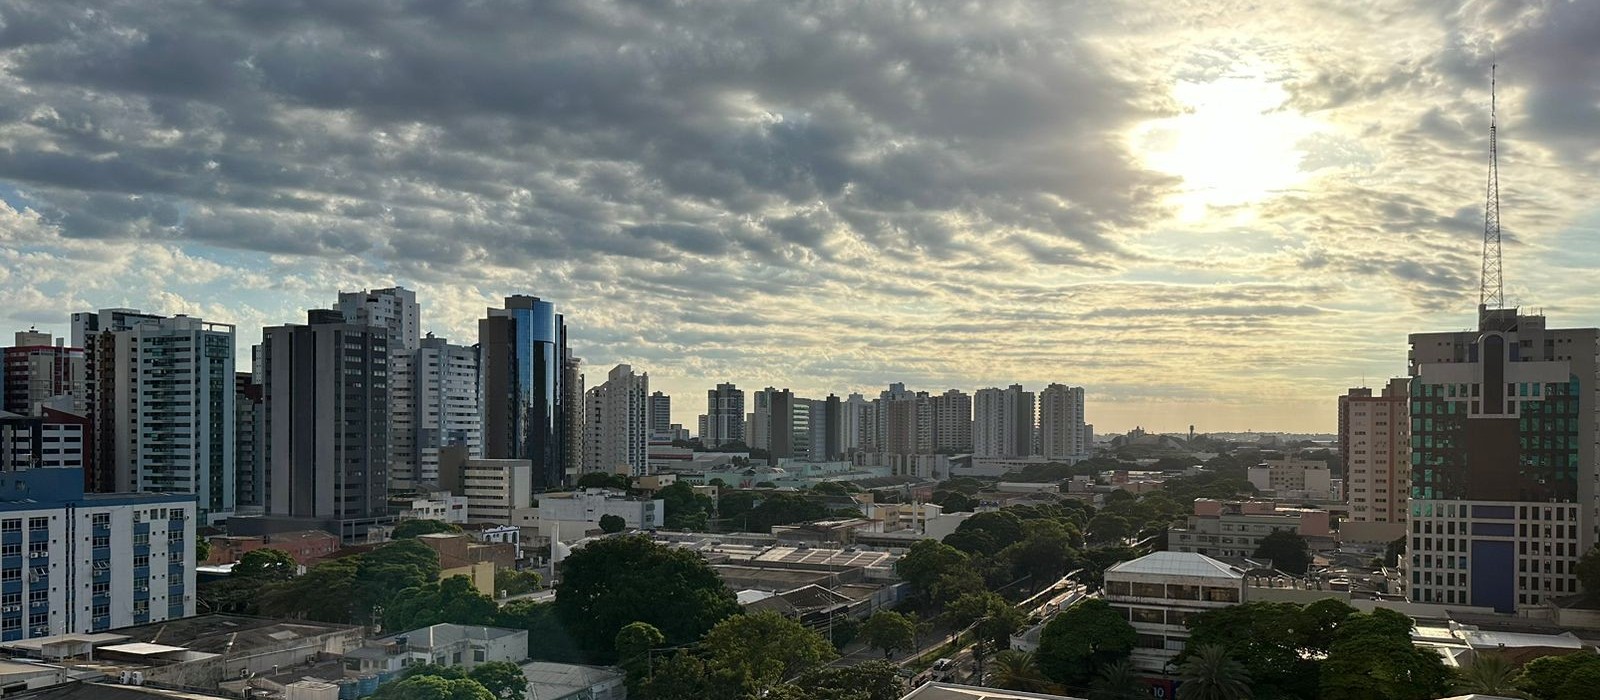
[991, 650, 1056, 694]
[494, 569, 541, 596]
[468, 661, 528, 700]
[942, 592, 1023, 651]
[382, 575, 497, 632]
[576, 471, 631, 490]
[1089, 658, 1145, 700]
[895, 540, 970, 601]
[1320, 608, 1450, 700]
[1181, 600, 1337, 699]
[196, 537, 212, 563]
[393, 519, 463, 539]
[1516, 653, 1600, 700]
[371, 675, 495, 700]
[1036, 599, 1135, 687]
[554, 534, 739, 661]
[493, 600, 586, 663]
[616, 621, 666, 696]
[1254, 529, 1311, 575]
[258, 556, 362, 622]
[234, 548, 297, 581]
[599, 514, 627, 533]
[1086, 513, 1132, 544]
[859, 611, 917, 658]
[788, 661, 905, 700]
[1577, 544, 1600, 599]
[658, 481, 714, 530]
[700, 611, 838, 694]
[1554, 662, 1600, 700]
[1000, 519, 1081, 583]
[1451, 653, 1525, 699]
[1176, 644, 1252, 700]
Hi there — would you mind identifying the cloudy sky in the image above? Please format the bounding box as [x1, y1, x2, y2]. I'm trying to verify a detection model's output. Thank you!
[1, 1, 1597, 434]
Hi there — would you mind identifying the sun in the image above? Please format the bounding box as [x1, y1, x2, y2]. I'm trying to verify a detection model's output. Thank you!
[1132, 69, 1328, 222]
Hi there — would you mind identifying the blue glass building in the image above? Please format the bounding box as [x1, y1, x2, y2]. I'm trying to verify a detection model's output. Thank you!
[480, 296, 572, 490]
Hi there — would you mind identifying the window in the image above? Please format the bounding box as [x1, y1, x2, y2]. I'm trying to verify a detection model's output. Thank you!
[1, 520, 19, 534]
[134, 555, 150, 568]
[92, 582, 109, 596]
[26, 518, 46, 532]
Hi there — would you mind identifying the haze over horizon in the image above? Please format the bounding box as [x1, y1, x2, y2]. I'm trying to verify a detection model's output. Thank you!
[1, 1, 1598, 434]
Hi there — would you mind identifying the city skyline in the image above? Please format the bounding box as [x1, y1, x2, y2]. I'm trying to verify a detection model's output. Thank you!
[2, 2, 1599, 434]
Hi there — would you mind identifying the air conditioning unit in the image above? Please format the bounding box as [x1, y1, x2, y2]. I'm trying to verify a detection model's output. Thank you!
[28, 552, 42, 559]
[137, 587, 148, 592]
[3, 606, 18, 613]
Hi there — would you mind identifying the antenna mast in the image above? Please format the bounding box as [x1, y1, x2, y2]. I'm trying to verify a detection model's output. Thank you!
[1479, 64, 1504, 310]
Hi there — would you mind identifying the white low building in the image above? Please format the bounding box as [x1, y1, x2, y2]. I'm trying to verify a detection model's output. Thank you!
[1103, 551, 1246, 675]
[536, 488, 664, 532]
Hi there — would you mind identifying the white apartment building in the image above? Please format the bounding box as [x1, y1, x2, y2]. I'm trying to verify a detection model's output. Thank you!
[1104, 551, 1247, 675]
[391, 336, 481, 490]
[1247, 458, 1336, 501]
[583, 364, 650, 476]
[1038, 384, 1087, 460]
[438, 448, 533, 524]
[104, 315, 236, 524]
[1340, 379, 1409, 534]
[973, 385, 1034, 458]
[0, 409, 87, 472]
[536, 488, 664, 531]
[0, 468, 197, 641]
[392, 491, 469, 524]
[336, 286, 421, 353]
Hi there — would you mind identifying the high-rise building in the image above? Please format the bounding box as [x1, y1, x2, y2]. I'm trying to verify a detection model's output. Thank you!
[262, 310, 391, 541]
[1340, 379, 1409, 529]
[562, 349, 584, 481]
[584, 364, 650, 476]
[748, 387, 772, 451]
[97, 315, 236, 524]
[71, 308, 163, 493]
[390, 335, 481, 490]
[2, 330, 86, 415]
[930, 389, 972, 454]
[234, 373, 264, 509]
[704, 383, 745, 447]
[1405, 308, 1598, 611]
[0, 468, 197, 638]
[1, 405, 87, 472]
[764, 389, 815, 464]
[973, 385, 1035, 458]
[883, 392, 932, 455]
[822, 394, 843, 461]
[1039, 384, 1087, 460]
[479, 295, 572, 490]
[843, 393, 869, 454]
[336, 286, 421, 354]
[648, 391, 671, 437]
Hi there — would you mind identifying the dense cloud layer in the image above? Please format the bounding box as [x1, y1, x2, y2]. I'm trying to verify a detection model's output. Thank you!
[1, 0, 1597, 431]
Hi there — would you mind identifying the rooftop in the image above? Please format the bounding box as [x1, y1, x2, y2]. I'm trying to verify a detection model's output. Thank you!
[1106, 551, 1244, 580]
[520, 661, 624, 698]
[375, 624, 524, 648]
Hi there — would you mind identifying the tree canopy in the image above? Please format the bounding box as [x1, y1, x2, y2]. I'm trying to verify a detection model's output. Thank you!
[1036, 599, 1136, 687]
[859, 611, 917, 658]
[1254, 529, 1312, 575]
[658, 481, 714, 530]
[554, 534, 740, 661]
[234, 548, 296, 581]
[382, 575, 497, 633]
[1320, 608, 1450, 700]
[599, 513, 627, 533]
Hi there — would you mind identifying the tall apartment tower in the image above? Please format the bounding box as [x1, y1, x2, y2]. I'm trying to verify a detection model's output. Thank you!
[648, 391, 672, 437]
[702, 383, 745, 447]
[234, 373, 264, 509]
[1405, 308, 1598, 612]
[973, 384, 1035, 458]
[390, 335, 481, 490]
[98, 316, 236, 524]
[2, 330, 87, 415]
[930, 389, 973, 453]
[765, 389, 814, 464]
[1039, 384, 1087, 460]
[261, 310, 391, 541]
[1340, 379, 1409, 530]
[584, 364, 650, 476]
[70, 308, 164, 492]
[561, 349, 584, 481]
[336, 286, 421, 353]
[747, 387, 774, 450]
[479, 296, 573, 490]
[883, 392, 932, 455]
[843, 393, 869, 454]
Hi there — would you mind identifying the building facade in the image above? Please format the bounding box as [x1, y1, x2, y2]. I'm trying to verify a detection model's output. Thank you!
[390, 335, 481, 490]
[930, 389, 972, 454]
[72, 308, 164, 493]
[704, 383, 745, 447]
[1103, 551, 1246, 675]
[1406, 308, 1598, 612]
[261, 310, 391, 541]
[1340, 379, 1410, 528]
[649, 391, 671, 438]
[2, 330, 86, 416]
[479, 296, 571, 490]
[583, 364, 650, 477]
[536, 489, 664, 530]
[335, 286, 420, 354]
[973, 385, 1034, 458]
[438, 446, 533, 523]
[101, 316, 236, 524]
[234, 373, 263, 510]
[0, 468, 197, 640]
[0, 408, 87, 473]
[1038, 384, 1087, 460]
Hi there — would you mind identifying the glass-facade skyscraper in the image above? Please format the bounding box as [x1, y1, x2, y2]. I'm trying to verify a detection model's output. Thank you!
[480, 295, 571, 490]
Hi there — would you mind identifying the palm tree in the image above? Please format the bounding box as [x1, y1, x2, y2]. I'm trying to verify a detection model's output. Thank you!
[1453, 653, 1526, 698]
[1089, 658, 1146, 700]
[990, 650, 1057, 694]
[1176, 644, 1252, 700]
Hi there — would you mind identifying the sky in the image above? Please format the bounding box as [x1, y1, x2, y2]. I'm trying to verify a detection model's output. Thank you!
[1, 1, 1598, 435]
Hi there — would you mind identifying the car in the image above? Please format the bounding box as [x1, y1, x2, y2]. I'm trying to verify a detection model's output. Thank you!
[932, 658, 953, 672]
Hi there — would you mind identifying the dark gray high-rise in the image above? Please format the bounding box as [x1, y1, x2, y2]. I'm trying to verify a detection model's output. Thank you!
[261, 310, 390, 542]
[480, 295, 571, 490]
